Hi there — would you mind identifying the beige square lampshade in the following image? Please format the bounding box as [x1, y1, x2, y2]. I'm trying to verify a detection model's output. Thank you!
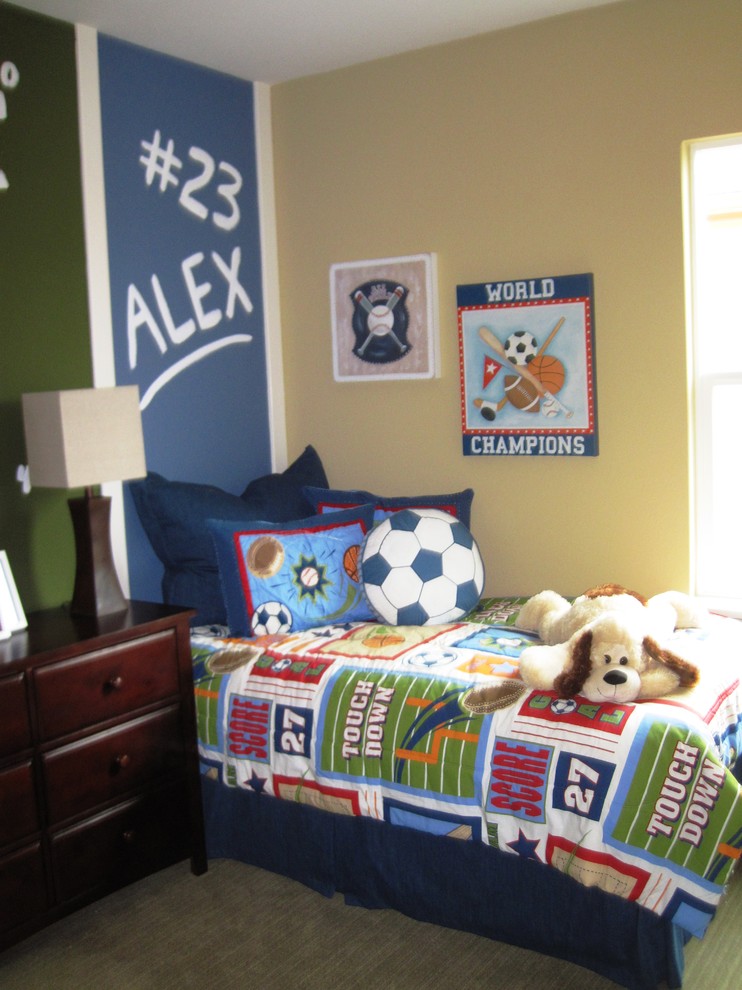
[22, 386, 147, 489]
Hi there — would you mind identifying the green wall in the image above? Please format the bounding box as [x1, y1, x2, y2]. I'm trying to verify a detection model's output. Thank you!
[0, 3, 93, 612]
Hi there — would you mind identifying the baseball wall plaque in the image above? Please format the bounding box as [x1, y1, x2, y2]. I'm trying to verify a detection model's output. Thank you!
[331, 254, 439, 381]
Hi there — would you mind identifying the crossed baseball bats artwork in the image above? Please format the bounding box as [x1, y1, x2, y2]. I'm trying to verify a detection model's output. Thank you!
[477, 318, 573, 420]
[354, 286, 408, 356]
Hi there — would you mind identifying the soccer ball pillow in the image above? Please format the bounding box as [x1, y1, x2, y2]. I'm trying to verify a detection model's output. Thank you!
[360, 508, 485, 625]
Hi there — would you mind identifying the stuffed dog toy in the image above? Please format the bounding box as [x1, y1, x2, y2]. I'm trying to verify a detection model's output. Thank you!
[516, 584, 706, 703]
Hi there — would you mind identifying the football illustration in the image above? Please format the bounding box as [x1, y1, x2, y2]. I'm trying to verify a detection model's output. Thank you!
[360, 508, 485, 625]
[504, 330, 538, 366]
[251, 600, 293, 636]
[246, 535, 285, 578]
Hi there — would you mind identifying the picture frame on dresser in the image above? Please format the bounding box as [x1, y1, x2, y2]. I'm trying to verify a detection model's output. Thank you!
[0, 551, 26, 638]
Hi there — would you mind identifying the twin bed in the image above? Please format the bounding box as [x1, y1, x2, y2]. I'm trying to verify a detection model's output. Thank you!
[129, 449, 742, 990]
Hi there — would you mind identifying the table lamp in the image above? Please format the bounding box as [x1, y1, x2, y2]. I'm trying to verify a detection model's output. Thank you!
[22, 386, 147, 617]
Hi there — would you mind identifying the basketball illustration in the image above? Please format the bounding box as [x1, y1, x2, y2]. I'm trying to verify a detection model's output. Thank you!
[343, 544, 360, 582]
[530, 354, 565, 393]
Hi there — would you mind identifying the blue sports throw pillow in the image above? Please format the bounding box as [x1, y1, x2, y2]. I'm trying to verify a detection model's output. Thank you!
[303, 485, 474, 528]
[208, 504, 376, 636]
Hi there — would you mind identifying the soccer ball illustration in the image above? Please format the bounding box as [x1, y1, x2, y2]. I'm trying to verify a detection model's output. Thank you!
[550, 698, 577, 716]
[360, 508, 485, 625]
[251, 600, 293, 636]
[504, 330, 538, 366]
[405, 649, 458, 669]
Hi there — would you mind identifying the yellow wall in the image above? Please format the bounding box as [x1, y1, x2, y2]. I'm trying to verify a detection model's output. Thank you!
[271, 0, 742, 598]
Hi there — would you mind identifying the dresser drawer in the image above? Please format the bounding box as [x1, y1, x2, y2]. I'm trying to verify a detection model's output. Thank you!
[0, 761, 39, 846]
[0, 604, 205, 951]
[0, 674, 31, 757]
[0, 843, 47, 936]
[43, 706, 184, 825]
[34, 630, 180, 740]
[51, 783, 191, 902]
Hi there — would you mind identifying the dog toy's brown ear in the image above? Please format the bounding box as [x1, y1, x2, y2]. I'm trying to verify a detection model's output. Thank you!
[639, 635, 700, 696]
[643, 636, 700, 687]
[554, 629, 593, 698]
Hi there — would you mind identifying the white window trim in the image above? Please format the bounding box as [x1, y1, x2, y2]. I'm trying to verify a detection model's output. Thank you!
[683, 134, 742, 619]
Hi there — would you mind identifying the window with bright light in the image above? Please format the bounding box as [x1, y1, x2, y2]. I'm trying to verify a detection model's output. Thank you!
[684, 134, 742, 614]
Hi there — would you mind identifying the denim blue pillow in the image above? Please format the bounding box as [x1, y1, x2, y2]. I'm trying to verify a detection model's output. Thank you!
[303, 485, 474, 528]
[208, 505, 376, 636]
[128, 447, 328, 625]
[241, 445, 327, 521]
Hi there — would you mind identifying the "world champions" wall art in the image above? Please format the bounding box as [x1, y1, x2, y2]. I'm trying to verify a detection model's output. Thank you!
[457, 272, 598, 456]
[330, 253, 439, 381]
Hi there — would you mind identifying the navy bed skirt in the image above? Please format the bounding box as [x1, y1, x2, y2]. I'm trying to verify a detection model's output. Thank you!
[201, 773, 685, 990]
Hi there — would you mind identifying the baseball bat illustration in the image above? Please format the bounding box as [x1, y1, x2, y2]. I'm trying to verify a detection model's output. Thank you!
[355, 286, 404, 314]
[354, 290, 374, 313]
[537, 316, 565, 358]
[386, 286, 404, 311]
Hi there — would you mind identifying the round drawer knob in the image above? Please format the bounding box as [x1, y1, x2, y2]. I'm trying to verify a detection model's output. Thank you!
[122, 830, 136, 844]
[106, 675, 124, 692]
[113, 753, 131, 771]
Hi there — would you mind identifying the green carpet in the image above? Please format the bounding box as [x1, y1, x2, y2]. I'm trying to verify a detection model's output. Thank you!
[1, 858, 740, 989]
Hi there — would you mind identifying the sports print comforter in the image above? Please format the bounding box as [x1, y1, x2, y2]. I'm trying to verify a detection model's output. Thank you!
[192, 598, 742, 938]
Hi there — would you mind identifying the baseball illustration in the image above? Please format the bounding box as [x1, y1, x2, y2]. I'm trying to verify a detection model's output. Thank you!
[367, 305, 395, 336]
[300, 565, 320, 588]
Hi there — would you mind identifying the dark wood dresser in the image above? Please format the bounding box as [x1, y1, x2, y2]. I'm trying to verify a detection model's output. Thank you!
[0, 601, 207, 950]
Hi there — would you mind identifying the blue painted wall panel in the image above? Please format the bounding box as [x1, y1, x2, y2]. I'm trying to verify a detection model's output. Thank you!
[97, 36, 272, 602]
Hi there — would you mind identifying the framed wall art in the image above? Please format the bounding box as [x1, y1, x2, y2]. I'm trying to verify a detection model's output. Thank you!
[0, 550, 27, 638]
[330, 253, 439, 381]
[457, 272, 598, 456]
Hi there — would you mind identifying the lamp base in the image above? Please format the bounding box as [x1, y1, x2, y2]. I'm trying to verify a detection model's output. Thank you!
[68, 493, 128, 617]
